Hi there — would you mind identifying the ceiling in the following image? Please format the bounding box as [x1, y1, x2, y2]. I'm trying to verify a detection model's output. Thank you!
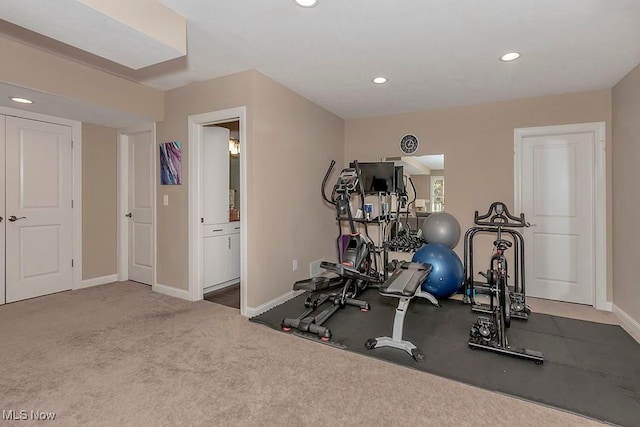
[1, 0, 640, 125]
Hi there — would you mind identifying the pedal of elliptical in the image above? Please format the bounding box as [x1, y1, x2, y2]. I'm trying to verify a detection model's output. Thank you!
[293, 272, 342, 291]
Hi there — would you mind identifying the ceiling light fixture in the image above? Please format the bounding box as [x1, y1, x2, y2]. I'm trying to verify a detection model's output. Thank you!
[372, 77, 388, 85]
[500, 52, 521, 62]
[294, 0, 318, 7]
[10, 97, 33, 104]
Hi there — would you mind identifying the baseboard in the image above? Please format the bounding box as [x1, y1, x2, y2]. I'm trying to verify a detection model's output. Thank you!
[153, 283, 191, 301]
[596, 300, 613, 312]
[245, 289, 304, 318]
[77, 274, 118, 290]
[613, 304, 640, 344]
[204, 280, 239, 295]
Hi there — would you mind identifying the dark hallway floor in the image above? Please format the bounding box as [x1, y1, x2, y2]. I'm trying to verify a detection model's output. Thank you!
[204, 284, 240, 309]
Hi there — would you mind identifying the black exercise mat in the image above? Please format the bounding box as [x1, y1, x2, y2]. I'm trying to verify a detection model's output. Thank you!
[250, 289, 640, 426]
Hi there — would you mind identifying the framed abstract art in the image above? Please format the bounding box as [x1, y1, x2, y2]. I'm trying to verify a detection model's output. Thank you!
[159, 141, 182, 185]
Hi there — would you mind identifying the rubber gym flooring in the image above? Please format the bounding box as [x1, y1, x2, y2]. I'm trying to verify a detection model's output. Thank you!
[251, 289, 640, 426]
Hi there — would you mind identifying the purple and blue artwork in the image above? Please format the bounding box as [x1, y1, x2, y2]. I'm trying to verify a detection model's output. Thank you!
[160, 141, 182, 185]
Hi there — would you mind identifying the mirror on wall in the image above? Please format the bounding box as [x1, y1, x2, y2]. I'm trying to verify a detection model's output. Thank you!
[384, 154, 445, 213]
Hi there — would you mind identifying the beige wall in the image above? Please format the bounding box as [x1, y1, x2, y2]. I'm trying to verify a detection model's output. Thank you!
[250, 72, 344, 306]
[345, 90, 613, 300]
[82, 123, 117, 279]
[612, 64, 640, 323]
[156, 71, 343, 307]
[0, 37, 164, 121]
[156, 71, 256, 290]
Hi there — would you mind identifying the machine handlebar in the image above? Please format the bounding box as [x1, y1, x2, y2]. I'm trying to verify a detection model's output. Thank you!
[321, 160, 336, 205]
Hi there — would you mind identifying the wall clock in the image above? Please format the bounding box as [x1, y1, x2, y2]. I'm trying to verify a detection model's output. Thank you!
[400, 134, 419, 154]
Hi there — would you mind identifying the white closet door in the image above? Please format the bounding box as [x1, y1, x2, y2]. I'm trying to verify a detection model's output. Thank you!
[128, 130, 154, 285]
[0, 116, 5, 305]
[5, 116, 73, 303]
[202, 126, 230, 225]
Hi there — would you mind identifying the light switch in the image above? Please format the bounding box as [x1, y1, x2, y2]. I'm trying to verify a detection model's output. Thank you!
[163, 195, 169, 206]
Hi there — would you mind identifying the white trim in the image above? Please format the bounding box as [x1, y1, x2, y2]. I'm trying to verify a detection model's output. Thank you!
[245, 290, 304, 318]
[116, 123, 156, 286]
[613, 304, 640, 344]
[204, 279, 239, 295]
[78, 274, 118, 289]
[188, 107, 248, 316]
[154, 283, 191, 301]
[514, 122, 608, 310]
[0, 106, 83, 293]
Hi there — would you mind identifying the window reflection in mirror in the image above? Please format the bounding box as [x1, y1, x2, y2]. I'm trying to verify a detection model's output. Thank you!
[384, 154, 445, 213]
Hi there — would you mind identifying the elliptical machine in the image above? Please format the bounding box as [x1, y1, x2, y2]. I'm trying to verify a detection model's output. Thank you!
[281, 160, 376, 343]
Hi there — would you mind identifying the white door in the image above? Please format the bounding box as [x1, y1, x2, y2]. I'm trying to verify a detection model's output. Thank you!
[127, 131, 154, 285]
[229, 232, 241, 280]
[203, 235, 230, 287]
[0, 116, 5, 305]
[518, 127, 596, 305]
[5, 116, 73, 303]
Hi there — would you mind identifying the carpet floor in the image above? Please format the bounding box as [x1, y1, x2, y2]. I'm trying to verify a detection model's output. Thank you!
[251, 288, 640, 427]
[0, 282, 613, 426]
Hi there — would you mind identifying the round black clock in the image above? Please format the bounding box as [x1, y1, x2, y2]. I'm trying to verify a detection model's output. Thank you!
[400, 134, 419, 154]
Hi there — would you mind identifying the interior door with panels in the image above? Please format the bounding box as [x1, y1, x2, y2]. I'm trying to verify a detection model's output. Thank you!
[5, 116, 73, 303]
[0, 116, 5, 304]
[127, 130, 154, 285]
[520, 131, 595, 305]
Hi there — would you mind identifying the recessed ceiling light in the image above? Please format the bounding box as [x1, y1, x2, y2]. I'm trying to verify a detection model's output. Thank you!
[294, 0, 318, 7]
[10, 97, 33, 104]
[500, 52, 521, 62]
[372, 77, 388, 84]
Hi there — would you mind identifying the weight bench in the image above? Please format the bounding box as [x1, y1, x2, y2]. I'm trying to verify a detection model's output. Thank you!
[365, 261, 438, 362]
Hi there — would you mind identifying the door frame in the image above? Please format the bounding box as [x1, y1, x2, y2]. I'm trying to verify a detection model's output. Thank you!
[514, 122, 608, 310]
[188, 107, 247, 315]
[0, 106, 82, 304]
[117, 123, 157, 288]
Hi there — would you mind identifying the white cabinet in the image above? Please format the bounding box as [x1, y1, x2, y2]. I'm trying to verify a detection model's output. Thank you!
[203, 221, 241, 289]
[202, 126, 230, 225]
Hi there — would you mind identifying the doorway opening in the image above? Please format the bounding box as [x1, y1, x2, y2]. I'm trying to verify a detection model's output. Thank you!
[117, 124, 156, 288]
[188, 107, 247, 315]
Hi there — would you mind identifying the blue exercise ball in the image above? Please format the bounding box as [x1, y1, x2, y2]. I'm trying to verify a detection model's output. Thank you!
[412, 243, 464, 299]
[421, 212, 461, 249]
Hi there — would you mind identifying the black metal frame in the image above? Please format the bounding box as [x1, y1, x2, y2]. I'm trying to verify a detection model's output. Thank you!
[281, 160, 378, 342]
[462, 202, 529, 320]
[464, 202, 542, 363]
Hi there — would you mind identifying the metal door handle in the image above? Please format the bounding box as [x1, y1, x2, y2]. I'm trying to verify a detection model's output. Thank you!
[125, 212, 132, 218]
[8, 215, 26, 222]
[228, 236, 231, 249]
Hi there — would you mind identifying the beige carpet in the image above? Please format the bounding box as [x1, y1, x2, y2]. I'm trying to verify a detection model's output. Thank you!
[0, 282, 604, 426]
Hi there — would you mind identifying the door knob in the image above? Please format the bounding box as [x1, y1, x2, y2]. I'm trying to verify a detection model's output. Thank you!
[0, 216, 3, 222]
[8, 215, 26, 222]
[125, 212, 132, 218]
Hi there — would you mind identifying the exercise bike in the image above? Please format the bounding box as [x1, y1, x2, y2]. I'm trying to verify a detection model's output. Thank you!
[468, 210, 543, 363]
[463, 202, 530, 320]
[281, 160, 377, 343]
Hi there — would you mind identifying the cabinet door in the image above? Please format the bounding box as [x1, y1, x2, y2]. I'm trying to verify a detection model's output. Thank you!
[202, 126, 230, 224]
[203, 235, 230, 287]
[229, 233, 241, 280]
